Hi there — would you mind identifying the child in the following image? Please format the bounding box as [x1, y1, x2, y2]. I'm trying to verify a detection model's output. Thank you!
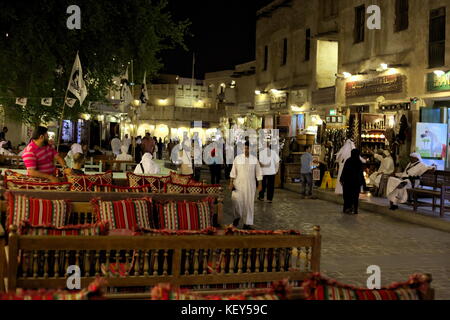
[71, 153, 85, 175]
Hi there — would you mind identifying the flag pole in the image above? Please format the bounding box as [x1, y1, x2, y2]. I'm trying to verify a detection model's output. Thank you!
[56, 85, 70, 152]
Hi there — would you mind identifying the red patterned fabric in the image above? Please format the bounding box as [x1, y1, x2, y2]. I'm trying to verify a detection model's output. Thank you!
[224, 226, 301, 236]
[6, 180, 72, 191]
[170, 172, 192, 185]
[18, 220, 109, 236]
[91, 197, 153, 231]
[302, 273, 430, 300]
[135, 226, 217, 236]
[127, 172, 169, 193]
[155, 198, 213, 230]
[163, 182, 222, 194]
[4, 170, 49, 186]
[151, 280, 290, 300]
[66, 171, 113, 191]
[89, 183, 151, 193]
[0, 278, 107, 300]
[5, 192, 70, 231]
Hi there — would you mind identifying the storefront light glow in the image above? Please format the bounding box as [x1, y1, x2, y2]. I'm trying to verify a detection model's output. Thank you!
[386, 68, 399, 75]
[270, 89, 279, 94]
[291, 105, 302, 112]
[343, 72, 352, 79]
[255, 90, 261, 95]
[380, 63, 388, 70]
[434, 70, 445, 77]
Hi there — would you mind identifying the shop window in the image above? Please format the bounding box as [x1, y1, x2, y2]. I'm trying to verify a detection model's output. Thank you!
[281, 38, 288, 66]
[354, 5, 365, 44]
[305, 29, 311, 61]
[420, 108, 441, 123]
[395, 0, 409, 32]
[429, 7, 446, 68]
[263, 45, 269, 71]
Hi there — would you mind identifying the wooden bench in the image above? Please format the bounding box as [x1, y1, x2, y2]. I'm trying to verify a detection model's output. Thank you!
[0, 191, 225, 227]
[408, 170, 450, 217]
[3, 226, 321, 294]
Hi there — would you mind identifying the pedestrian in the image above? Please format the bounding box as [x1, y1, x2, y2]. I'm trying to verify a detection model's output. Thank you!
[22, 126, 72, 182]
[386, 153, 435, 210]
[191, 140, 202, 181]
[110, 135, 122, 156]
[208, 141, 222, 184]
[135, 136, 143, 163]
[142, 133, 156, 155]
[229, 141, 263, 230]
[258, 142, 280, 203]
[123, 134, 132, 154]
[134, 152, 161, 175]
[167, 139, 174, 160]
[316, 141, 332, 187]
[71, 153, 85, 175]
[157, 137, 164, 160]
[335, 139, 355, 195]
[340, 149, 365, 214]
[116, 145, 133, 171]
[300, 145, 314, 199]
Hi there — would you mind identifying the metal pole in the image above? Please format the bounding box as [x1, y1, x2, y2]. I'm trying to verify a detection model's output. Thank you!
[191, 52, 195, 108]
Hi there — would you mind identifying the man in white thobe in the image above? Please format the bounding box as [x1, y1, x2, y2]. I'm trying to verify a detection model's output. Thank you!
[229, 142, 263, 230]
[387, 153, 435, 210]
[335, 139, 356, 195]
[258, 143, 280, 203]
[369, 150, 395, 187]
[122, 134, 132, 152]
[111, 136, 122, 156]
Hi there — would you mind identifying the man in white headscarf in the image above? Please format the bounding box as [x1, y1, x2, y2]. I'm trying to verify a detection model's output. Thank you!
[369, 150, 395, 188]
[134, 152, 160, 175]
[386, 153, 435, 210]
[116, 145, 133, 171]
[111, 135, 122, 156]
[64, 143, 83, 168]
[335, 139, 356, 195]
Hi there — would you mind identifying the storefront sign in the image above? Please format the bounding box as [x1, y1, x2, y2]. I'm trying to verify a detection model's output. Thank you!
[427, 71, 450, 92]
[345, 75, 404, 98]
[270, 92, 288, 110]
[379, 103, 411, 111]
[329, 109, 337, 116]
[312, 87, 335, 105]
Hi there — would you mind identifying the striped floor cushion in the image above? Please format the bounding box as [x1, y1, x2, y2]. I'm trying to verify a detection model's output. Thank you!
[302, 273, 429, 300]
[163, 182, 222, 194]
[66, 171, 113, 192]
[5, 192, 70, 231]
[89, 183, 151, 193]
[155, 198, 213, 230]
[91, 198, 153, 231]
[6, 180, 72, 191]
[4, 170, 49, 185]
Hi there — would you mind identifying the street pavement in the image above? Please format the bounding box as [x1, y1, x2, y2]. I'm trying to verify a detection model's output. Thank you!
[221, 187, 450, 300]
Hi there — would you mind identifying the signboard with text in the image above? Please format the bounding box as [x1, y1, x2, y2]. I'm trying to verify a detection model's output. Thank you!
[345, 75, 404, 98]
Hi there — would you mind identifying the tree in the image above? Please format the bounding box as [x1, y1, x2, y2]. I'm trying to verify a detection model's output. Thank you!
[0, 0, 190, 126]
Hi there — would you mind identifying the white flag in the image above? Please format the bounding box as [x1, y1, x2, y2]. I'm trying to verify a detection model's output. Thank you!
[140, 71, 149, 104]
[120, 66, 133, 106]
[65, 97, 77, 108]
[67, 53, 88, 106]
[16, 97, 27, 106]
[41, 98, 53, 106]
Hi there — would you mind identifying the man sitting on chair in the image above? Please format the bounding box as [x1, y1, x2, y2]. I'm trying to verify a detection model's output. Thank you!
[386, 153, 435, 211]
[369, 150, 395, 188]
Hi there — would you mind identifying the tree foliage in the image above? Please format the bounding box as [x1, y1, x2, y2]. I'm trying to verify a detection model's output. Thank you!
[0, 0, 190, 126]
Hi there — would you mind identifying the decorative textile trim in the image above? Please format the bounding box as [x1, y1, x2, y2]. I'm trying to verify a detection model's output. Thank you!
[6, 180, 72, 191]
[135, 226, 217, 236]
[4, 170, 49, 186]
[127, 172, 170, 193]
[89, 183, 151, 193]
[224, 226, 301, 236]
[18, 220, 109, 236]
[302, 273, 430, 300]
[170, 172, 192, 185]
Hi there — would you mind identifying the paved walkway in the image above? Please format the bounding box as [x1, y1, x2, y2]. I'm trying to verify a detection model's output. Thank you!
[221, 187, 450, 299]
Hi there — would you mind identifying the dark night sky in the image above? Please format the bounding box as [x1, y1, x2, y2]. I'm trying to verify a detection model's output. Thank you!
[161, 0, 274, 79]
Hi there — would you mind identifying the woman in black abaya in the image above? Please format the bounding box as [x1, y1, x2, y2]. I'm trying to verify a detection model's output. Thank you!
[340, 149, 364, 215]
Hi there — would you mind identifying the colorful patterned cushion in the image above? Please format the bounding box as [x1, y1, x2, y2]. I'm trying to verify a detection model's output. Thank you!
[127, 172, 168, 193]
[302, 273, 430, 300]
[89, 183, 151, 193]
[18, 220, 109, 236]
[155, 198, 213, 230]
[224, 226, 301, 236]
[91, 198, 153, 231]
[4, 170, 49, 185]
[5, 192, 70, 231]
[67, 171, 113, 192]
[164, 182, 187, 194]
[170, 172, 192, 185]
[204, 185, 222, 194]
[135, 227, 217, 236]
[6, 180, 72, 191]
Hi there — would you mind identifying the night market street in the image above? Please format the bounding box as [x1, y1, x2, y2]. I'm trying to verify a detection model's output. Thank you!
[222, 187, 450, 299]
